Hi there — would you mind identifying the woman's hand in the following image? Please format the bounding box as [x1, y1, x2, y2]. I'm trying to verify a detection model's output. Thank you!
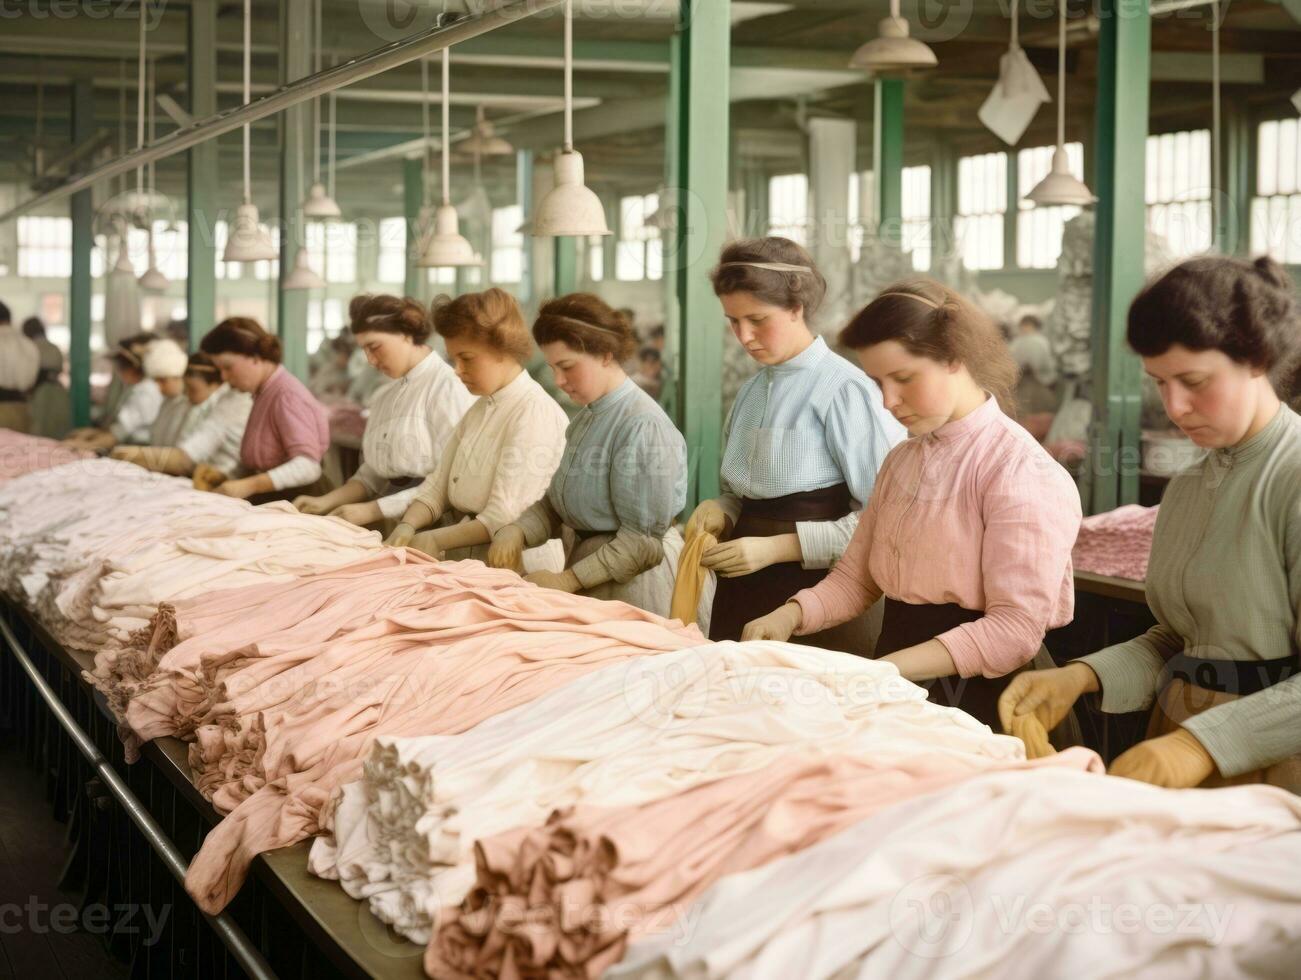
[524, 569, 582, 594]
[329, 501, 383, 526]
[385, 523, 417, 548]
[741, 602, 803, 642]
[487, 526, 527, 572]
[702, 535, 797, 578]
[685, 498, 729, 540]
[294, 494, 334, 515]
[192, 464, 228, 491]
[213, 476, 259, 499]
[1108, 728, 1217, 788]
[998, 662, 1099, 735]
[110, 446, 142, 463]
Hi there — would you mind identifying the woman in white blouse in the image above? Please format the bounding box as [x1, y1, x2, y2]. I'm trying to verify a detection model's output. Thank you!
[294, 294, 472, 527]
[385, 289, 569, 563]
[64, 337, 169, 451]
[109, 352, 251, 477]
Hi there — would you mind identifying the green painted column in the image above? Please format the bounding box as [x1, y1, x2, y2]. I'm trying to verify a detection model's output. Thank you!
[1215, 102, 1251, 256]
[186, 0, 218, 350]
[69, 77, 94, 427]
[1088, 0, 1150, 514]
[553, 237, 577, 296]
[404, 156, 423, 300]
[515, 149, 534, 306]
[277, 0, 311, 380]
[1003, 145, 1018, 269]
[873, 79, 904, 246]
[671, 0, 730, 508]
[929, 140, 957, 271]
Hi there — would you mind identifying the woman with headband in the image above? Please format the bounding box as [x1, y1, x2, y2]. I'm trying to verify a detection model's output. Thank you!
[110, 351, 252, 478]
[686, 237, 906, 646]
[386, 289, 569, 564]
[196, 317, 332, 501]
[64, 335, 170, 451]
[294, 294, 472, 529]
[487, 294, 701, 621]
[743, 278, 1082, 730]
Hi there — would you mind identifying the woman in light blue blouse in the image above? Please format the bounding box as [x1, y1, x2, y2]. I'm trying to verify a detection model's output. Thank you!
[489, 294, 709, 624]
[687, 237, 906, 645]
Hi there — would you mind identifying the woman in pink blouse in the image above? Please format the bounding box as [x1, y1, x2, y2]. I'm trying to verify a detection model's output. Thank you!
[743, 279, 1083, 727]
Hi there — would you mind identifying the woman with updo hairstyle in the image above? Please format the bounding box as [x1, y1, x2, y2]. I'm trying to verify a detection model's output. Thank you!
[743, 277, 1082, 730]
[196, 317, 330, 501]
[487, 293, 703, 621]
[110, 351, 253, 478]
[1003, 256, 1301, 791]
[386, 288, 568, 564]
[684, 237, 906, 647]
[64, 333, 165, 450]
[294, 294, 472, 528]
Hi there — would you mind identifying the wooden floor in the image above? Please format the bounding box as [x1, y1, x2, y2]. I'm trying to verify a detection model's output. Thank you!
[0, 743, 129, 980]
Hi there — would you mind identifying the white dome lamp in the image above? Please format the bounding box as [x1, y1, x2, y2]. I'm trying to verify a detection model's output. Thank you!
[1025, 0, 1096, 207]
[224, 0, 279, 262]
[418, 46, 481, 267]
[531, 0, 611, 238]
[282, 247, 327, 290]
[848, 0, 937, 75]
[137, 54, 169, 292]
[461, 106, 514, 157]
[301, 0, 342, 219]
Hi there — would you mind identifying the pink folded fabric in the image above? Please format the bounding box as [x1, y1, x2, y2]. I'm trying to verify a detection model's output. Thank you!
[1071, 503, 1158, 581]
[0, 429, 92, 486]
[181, 562, 706, 915]
[426, 749, 1104, 979]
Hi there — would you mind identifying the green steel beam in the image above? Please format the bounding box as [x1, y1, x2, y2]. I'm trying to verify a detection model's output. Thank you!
[873, 79, 903, 246]
[278, 0, 311, 379]
[1003, 145, 1018, 269]
[515, 149, 534, 306]
[672, 0, 731, 508]
[69, 77, 94, 428]
[1215, 101, 1251, 256]
[186, 0, 218, 350]
[929, 140, 957, 272]
[553, 237, 578, 296]
[1088, 0, 1150, 514]
[404, 156, 423, 300]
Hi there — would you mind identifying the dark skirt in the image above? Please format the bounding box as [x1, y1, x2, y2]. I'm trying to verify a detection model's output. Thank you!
[709, 484, 854, 648]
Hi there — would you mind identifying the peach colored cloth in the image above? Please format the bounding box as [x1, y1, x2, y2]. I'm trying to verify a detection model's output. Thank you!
[181, 563, 705, 915]
[0, 429, 91, 486]
[794, 396, 1082, 678]
[1071, 503, 1158, 582]
[426, 749, 1104, 979]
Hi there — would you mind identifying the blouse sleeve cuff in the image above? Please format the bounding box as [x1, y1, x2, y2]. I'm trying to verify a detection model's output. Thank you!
[792, 589, 826, 636]
[1075, 641, 1167, 714]
[571, 553, 614, 590]
[795, 513, 858, 570]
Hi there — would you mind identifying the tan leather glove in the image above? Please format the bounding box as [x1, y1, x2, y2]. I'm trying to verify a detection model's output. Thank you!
[685, 498, 729, 541]
[998, 662, 1097, 737]
[192, 463, 228, 492]
[1108, 728, 1217, 788]
[741, 602, 803, 643]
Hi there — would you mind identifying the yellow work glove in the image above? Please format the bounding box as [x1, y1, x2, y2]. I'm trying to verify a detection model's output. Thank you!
[998, 662, 1097, 737]
[385, 523, 416, 548]
[1009, 713, 1056, 760]
[487, 525, 527, 573]
[1108, 728, 1217, 788]
[192, 463, 228, 492]
[741, 602, 803, 643]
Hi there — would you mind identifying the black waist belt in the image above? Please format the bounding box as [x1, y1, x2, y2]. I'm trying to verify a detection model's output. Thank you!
[1166, 652, 1299, 696]
[0, 387, 26, 403]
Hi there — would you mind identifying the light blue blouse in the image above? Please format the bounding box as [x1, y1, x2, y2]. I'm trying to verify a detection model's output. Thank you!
[719, 336, 905, 568]
[516, 378, 687, 588]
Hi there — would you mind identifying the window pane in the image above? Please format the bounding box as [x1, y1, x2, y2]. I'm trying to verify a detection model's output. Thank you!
[767, 173, 809, 244]
[490, 205, 524, 284]
[377, 217, 407, 284]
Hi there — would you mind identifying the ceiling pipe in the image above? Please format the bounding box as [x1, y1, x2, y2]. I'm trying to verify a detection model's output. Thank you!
[0, 0, 562, 225]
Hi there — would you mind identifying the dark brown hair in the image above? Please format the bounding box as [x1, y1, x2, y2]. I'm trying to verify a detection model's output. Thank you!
[840, 278, 1018, 415]
[199, 317, 282, 363]
[348, 293, 431, 344]
[184, 351, 222, 383]
[533, 293, 637, 362]
[709, 237, 827, 321]
[431, 288, 531, 363]
[1128, 256, 1301, 400]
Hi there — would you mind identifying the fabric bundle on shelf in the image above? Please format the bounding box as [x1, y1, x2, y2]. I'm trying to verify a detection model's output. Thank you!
[1071, 503, 1159, 582]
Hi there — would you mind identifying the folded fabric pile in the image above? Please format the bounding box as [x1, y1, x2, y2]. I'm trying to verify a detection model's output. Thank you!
[312, 643, 1024, 943]
[326, 399, 367, 441]
[173, 562, 705, 914]
[1071, 503, 1158, 581]
[0, 429, 93, 486]
[610, 767, 1301, 980]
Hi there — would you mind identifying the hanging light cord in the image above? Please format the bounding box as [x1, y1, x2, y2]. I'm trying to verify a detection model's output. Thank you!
[1212, 2, 1221, 206]
[1056, 0, 1066, 149]
[421, 55, 431, 204]
[328, 59, 337, 198]
[442, 48, 451, 206]
[313, 0, 322, 183]
[136, 2, 146, 195]
[1011, 0, 1019, 50]
[242, 0, 251, 203]
[563, 0, 573, 152]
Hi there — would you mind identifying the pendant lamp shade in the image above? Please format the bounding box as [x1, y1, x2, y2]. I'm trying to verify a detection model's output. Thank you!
[223, 202, 278, 262]
[849, 0, 936, 75]
[282, 247, 326, 290]
[462, 108, 514, 157]
[1024, 0, 1095, 207]
[303, 181, 342, 218]
[417, 204, 482, 268]
[532, 150, 611, 237]
[105, 236, 141, 349]
[137, 222, 168, 292]
[532, 0, 611, 238]
[1293, 88, 1301, 115]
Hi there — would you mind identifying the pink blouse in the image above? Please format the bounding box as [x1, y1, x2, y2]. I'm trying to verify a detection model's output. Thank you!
[240, 365, 329, 472]
[794, 395, 1082, 678]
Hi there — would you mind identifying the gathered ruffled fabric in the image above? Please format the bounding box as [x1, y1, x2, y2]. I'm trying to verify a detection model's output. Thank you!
[1071, 503, 1158, 581]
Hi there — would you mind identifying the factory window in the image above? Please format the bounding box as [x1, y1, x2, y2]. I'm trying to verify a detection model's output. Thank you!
[847, 170, 875, 263]
[304, 221, 359, 285]
[902, 165, 932, 271]
[587, 235, 605, 282]
[426, 266, 455, 287]
[617, 193, 662, 282]
[1252, 118, 1301, 263]
[956, 152, 1008, 271]
[307, 298, 346, 357]
[153, 221, 187, 282]
[376, 217, 407, 284]
[17, 216, 72, 278]
[251, 223, 282, 282]
[1016, 143, 1084, 269]
[1146, 129, 1212, 258]
[767, 173, 809, 245]
[491, 205, 524, 284]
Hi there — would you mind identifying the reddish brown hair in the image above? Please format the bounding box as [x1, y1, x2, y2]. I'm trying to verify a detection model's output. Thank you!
[431, 288, 532, 363]
[532, 293, 637, 362]
[709, 237, 827, 321]
[199, 317, 282, 363]
[348, 293, 432, 344]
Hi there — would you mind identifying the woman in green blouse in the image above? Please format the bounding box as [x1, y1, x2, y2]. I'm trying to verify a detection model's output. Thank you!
[1000, 256, 1301, 792]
